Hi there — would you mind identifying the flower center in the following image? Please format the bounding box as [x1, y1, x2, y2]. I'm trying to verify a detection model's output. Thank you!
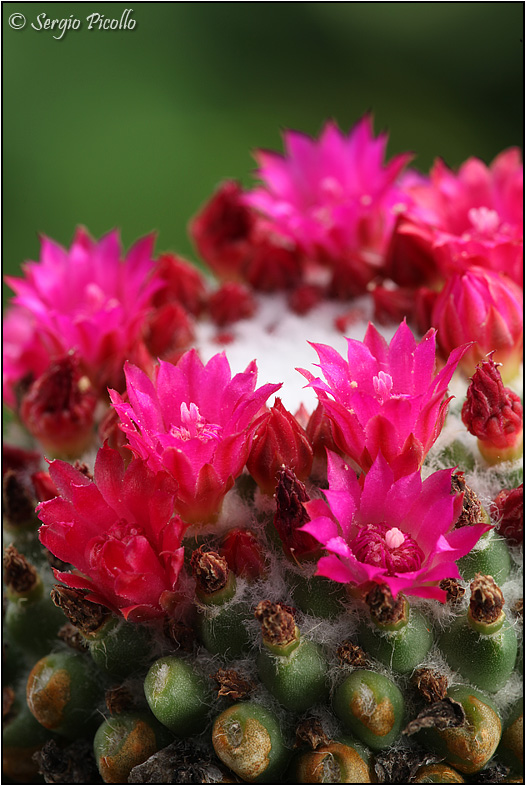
[467, 206, 500, 236]
[351, 522, 424, 574]
[373, 370, 393, 403]
[170, 402, 222, 443]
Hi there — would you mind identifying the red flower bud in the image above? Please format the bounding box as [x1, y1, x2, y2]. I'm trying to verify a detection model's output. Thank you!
[220, 528, 268, 581]
[288, 284, 325, 315]
[20, 354, 97, 458]
[2, 445, 41, 477]
[493, 484, 523, 545]
[189, 180, 254, 280]
[462, 355, 523, 464]
[383, 216, 443, 288]
[305, 402, 340, 460]
[145, 302, 194, 362]
[207, 282, 257, 327]
[246, 234, 303, 292]
[247, 398, 313, 495]
[273, 468, 321, 562]
[372, 285, 416, 327]
[151, 253, 206, 316]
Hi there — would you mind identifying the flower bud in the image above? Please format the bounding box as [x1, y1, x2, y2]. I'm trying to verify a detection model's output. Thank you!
[247, 398, 313, 495]
[246, 233, 303, 292]
[145, 301, 194, 363]
[461, 355, 523, 464]
[432, 267, 523, 382]
[20, 353, 97, 458]
[384, 215, 444, 288]
[151, 252, 205, 316]
[493, 484, 523, 545]
[220, 527, 268, 581]
[207, 282, 256, 327]
[273, 468, 321, 562]
[189, 180, 254, 280]
[288, 283, 325, 315]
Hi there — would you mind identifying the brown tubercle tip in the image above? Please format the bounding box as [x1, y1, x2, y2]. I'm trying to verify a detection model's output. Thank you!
[412, 668, 448, 704]
[366, 583, 407, 625]
[50, 585, 111, 635]
[469, 573, 505, 625]
[3, 544, 39, 595]
[254, 600, 297, 648]
[439, 577, 466, 604]
[190, 546, 230, 595]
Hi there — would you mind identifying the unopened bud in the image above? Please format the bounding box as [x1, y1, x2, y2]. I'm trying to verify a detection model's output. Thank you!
[462, 355, 523, 464]
[247, 399, 313, 495]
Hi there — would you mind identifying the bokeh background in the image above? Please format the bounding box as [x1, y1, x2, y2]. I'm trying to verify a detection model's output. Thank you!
[3, 2, 524, 301]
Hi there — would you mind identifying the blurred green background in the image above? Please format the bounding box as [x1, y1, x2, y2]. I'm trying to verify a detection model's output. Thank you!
[3, 2, 523, 300]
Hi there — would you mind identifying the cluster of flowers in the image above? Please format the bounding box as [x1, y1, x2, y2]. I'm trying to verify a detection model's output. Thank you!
[3, 115, 523, 629]
[193, 115, 524, 381]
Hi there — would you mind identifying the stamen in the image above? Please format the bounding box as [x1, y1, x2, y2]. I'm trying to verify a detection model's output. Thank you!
[373, 371, 393, 403]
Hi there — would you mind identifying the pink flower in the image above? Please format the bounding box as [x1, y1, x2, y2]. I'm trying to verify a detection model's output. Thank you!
[110, 350, 281, 523]
[432, 267, 523, 383]
[37, 445, 189, 622]
[4, 228, 159, 403]
[245, 116, 412, 292]
[299, 321, 468, 478]
[387, 150, 524, 288]
[301, 451, 489, 601]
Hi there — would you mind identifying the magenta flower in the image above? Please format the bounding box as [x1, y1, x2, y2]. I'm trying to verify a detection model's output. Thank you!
[245, 116, 412, 293]
[387, 149, 524, 288]
[432, 267, 523, 383]
[37, 445, 189, 622]
[3, 227, 159, 404]
[301, 451, 489, 601]
[110, 350, 281, 523]
[299, 321, 468, 478]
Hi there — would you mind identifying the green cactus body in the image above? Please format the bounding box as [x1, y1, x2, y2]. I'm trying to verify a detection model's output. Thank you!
[144, 655, 213, 736]
[94, 711, 173, 784]
[332, 669, 404, 751]
[497, 699, 524, 773]
[26, 650, 103, 738]
[196, 599, 252, 659]
[4, 580, 66, 659]
[3, 688, 58, 783]
[439, 611, 517, 693]
[418, 685, 501, 774]
[456, 530, 511, 584]
[86, 617, 154, 678]
[290, 573, 347, 619]
[256, 637, 329, 713]
[358, 607, 433, 674]
[212, 702, 289, 783]
[293, 736, 372, 783]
